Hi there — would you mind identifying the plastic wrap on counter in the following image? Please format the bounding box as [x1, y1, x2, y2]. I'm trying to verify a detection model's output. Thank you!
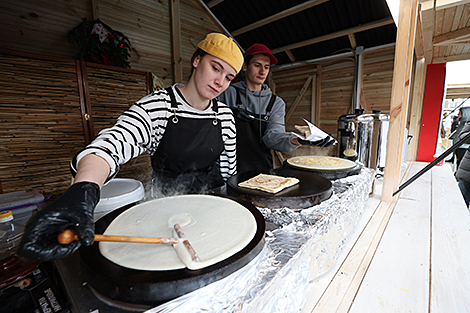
[147, 168, 374, 313]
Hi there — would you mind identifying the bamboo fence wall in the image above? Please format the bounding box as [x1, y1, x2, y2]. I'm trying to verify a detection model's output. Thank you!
[0, 53, 85, 195]
[0, 51, 152, 197]
[84, 64, 152, 188]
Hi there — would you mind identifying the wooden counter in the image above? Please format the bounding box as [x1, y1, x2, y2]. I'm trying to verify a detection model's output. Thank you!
[302, 162, 470, 312]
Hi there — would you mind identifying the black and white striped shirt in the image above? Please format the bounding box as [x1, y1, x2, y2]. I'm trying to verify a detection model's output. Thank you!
[71, 84, 237, 181]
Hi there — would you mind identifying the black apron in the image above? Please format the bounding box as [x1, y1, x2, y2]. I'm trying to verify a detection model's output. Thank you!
[232, 91, 277, 173]
[151, 87, 224, 194]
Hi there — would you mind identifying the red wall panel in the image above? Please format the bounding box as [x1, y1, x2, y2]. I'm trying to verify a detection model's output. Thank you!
[416, 63, 446, 162]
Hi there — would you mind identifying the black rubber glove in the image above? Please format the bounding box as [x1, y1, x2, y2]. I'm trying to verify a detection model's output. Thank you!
[17, 182, 100, 262]
[298, 134, 336, 147]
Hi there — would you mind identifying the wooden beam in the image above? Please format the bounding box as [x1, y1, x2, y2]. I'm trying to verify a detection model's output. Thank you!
[170, 0, 182, 83]
[415, 6, 425, 59]
[348, 33, 357, 49]
[433, 25, 470, 45]
[434, 41, 470, 46]
[285, 75, 313, 123]
[92, 0, 100, 20]
[207, 0, 225, 8]
[311, 74, 317, 123]
[315, 65, 322, 126]
[421, 0, 435, 64]
[435, 0, 470, 10]
[432, 52, 470, 63]
[271, 18, 394, 54]
[285, 50, 296, 62]
[231, 0, 330, 36]
[407, 58, 427, 161]
[382, 0, 419, 203]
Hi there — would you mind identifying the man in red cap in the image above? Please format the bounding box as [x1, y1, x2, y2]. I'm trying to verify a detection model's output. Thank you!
[218, 43, 334, 173]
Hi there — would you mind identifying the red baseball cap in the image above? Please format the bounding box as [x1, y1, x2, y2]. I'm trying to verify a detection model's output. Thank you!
[244, 43, 278, 65]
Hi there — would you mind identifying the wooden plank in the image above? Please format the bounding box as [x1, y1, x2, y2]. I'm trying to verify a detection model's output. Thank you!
[310, 201, 393, 313]
[286, 75, 313, 123]
[307, 159, 412, 313]
[407, 58, 427, 161]
[421, 1, 435, 63]
[312, 64, 323, 128]
[285, 50, 296, 62]
[301, 180, 383, 313]
[170, 0, 182, 83]
[350, 163, 431, 312]
[382, 0, 419, 203]
[415, 9, 425, 59]
[206, 0, 224, 8]
[430, 165, 470, 312]
[311, 74, 316, 123]
[92, 0, 100, 19]
[434, 25, 470, 45]
[432, 51, 470, 62]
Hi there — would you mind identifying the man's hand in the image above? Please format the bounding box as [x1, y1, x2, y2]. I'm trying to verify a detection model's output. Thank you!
[17, 182, 100, 262]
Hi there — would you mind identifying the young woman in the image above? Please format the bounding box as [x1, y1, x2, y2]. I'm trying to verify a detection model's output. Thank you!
[18, 33, 244, 262]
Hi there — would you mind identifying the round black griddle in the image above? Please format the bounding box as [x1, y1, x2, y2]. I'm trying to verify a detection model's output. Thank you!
[227, 168, 333, 210]
[79, 195, 265, 307]
[284, 160, 362, 180]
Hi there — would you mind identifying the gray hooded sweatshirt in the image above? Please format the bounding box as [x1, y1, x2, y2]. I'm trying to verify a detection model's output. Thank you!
[218, 81, 299, 153]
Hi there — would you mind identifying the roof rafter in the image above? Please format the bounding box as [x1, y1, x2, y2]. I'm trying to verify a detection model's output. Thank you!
[433, 25, 470, 45]
[271, 17, 394, 54]
[231, 0, 330, 36]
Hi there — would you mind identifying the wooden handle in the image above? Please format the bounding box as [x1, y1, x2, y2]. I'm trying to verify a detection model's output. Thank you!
[57, 229, 180, 245]
[174, 223, 200, 262]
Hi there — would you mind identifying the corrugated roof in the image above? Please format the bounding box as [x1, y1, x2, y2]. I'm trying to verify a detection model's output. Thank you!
[203, 0, 397, 65]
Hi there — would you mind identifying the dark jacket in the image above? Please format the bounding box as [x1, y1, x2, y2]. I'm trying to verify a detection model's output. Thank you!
[456, 116, 470, 182]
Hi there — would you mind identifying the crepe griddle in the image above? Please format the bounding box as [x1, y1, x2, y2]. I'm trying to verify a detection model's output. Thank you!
[79, 195, 265, 307]
[284, 159, 362, 180]
[227, 168, 333, 210]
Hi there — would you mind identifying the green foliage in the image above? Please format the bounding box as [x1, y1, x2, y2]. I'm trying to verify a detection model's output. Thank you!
[67, 18, 132, 69]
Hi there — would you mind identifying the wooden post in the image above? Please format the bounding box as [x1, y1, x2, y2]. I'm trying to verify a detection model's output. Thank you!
[285, 75, 313, 123]
[315, 65, 322, 126]
[76, 61, 92, 145]
[92, 0, 100, 20]
[311, 74, 317, 123]
[407, 58, 427, 161]
[382, 0, 419, 203]
[170, 0, 182, 83]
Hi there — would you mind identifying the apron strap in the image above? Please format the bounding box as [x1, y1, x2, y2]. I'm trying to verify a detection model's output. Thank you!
[165, 86, 178, 109]
[266, 93, 276, 117]
[165, 87, 179, 123]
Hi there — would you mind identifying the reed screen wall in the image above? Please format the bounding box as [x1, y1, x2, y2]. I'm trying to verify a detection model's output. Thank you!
[0, 51, 152, 197]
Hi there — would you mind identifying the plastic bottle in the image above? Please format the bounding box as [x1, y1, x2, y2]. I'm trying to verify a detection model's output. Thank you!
[0, 210, 22, 261]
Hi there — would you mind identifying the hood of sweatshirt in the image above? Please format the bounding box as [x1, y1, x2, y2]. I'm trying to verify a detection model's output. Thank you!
[230, 81, 273, 114]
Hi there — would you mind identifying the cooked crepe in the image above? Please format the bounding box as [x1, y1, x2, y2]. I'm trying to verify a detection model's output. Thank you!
[287, 155, 356, 171]
[238, 173, 300, 194]
[294, 125, 311, 138]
